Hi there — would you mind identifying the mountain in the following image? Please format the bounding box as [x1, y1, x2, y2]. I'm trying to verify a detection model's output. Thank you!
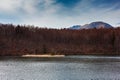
[69, 25, 81, 30]
[69, 21, 113, 29]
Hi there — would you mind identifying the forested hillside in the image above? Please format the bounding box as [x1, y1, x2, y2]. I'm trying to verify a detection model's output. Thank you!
[0, 24, 120, 56]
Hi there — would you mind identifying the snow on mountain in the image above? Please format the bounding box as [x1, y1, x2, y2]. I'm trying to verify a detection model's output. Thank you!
[69, 25, 81, 30]
[69, 21, 113, 29]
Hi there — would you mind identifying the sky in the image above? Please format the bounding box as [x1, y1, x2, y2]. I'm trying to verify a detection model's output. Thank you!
[0, 0, 120, 28]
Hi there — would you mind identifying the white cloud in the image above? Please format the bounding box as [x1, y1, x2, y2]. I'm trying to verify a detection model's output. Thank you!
[0, 0, 22, 13]
[21, 0, 39, 14]
[0, 0, 42, 14]
[0, 0, 119, 28]
[21, 0, 120, 28]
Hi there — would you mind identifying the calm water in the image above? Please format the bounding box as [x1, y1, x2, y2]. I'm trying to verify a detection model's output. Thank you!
[0, 56, 120, 80]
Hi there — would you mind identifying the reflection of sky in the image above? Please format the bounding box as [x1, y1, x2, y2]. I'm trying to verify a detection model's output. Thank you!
[0, 61, 120, 80]
[0, 0, 120, 28]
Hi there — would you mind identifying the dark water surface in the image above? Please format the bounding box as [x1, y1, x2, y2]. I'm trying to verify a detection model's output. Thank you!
[0, 56, 120, 80]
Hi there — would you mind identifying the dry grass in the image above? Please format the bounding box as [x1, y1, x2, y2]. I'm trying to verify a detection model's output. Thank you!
[22, 54, 65, 57]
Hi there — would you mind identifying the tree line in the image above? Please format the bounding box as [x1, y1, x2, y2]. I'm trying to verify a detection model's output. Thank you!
[0, 23, 120, 56]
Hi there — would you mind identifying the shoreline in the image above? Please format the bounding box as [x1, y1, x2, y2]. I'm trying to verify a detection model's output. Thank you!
[22, 54, 65, 58]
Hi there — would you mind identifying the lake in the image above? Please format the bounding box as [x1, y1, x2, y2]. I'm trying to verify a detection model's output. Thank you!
[0, 56, 120, 80]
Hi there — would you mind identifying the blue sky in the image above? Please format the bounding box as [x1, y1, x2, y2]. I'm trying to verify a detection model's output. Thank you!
[0, 0, 120, 28]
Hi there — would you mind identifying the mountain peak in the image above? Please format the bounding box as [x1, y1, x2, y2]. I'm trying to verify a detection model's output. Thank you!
[69, 25, 81, 30]
[69, 21, 113, 29]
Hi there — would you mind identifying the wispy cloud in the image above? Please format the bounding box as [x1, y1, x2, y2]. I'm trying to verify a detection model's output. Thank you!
[0, 0, 120, 28]
[0, 0, 21, 13]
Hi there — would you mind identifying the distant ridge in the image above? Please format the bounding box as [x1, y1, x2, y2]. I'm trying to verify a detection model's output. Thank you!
[69, 25, 81, 30]
[69, 21, 113, 29]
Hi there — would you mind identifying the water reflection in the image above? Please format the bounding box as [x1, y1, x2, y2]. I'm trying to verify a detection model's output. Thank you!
[0, 56, 120, 80]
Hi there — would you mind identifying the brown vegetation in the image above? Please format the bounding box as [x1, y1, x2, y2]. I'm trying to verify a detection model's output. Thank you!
[0, 24, 120, 56]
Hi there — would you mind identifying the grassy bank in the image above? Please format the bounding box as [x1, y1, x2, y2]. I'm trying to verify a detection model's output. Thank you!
[22, 54, 65, 57]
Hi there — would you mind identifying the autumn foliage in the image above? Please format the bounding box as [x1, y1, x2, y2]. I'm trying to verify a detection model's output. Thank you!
[0, 23, 120, 56]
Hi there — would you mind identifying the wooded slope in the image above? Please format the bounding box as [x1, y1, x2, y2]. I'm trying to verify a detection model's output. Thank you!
[0, 24, 120, 56]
